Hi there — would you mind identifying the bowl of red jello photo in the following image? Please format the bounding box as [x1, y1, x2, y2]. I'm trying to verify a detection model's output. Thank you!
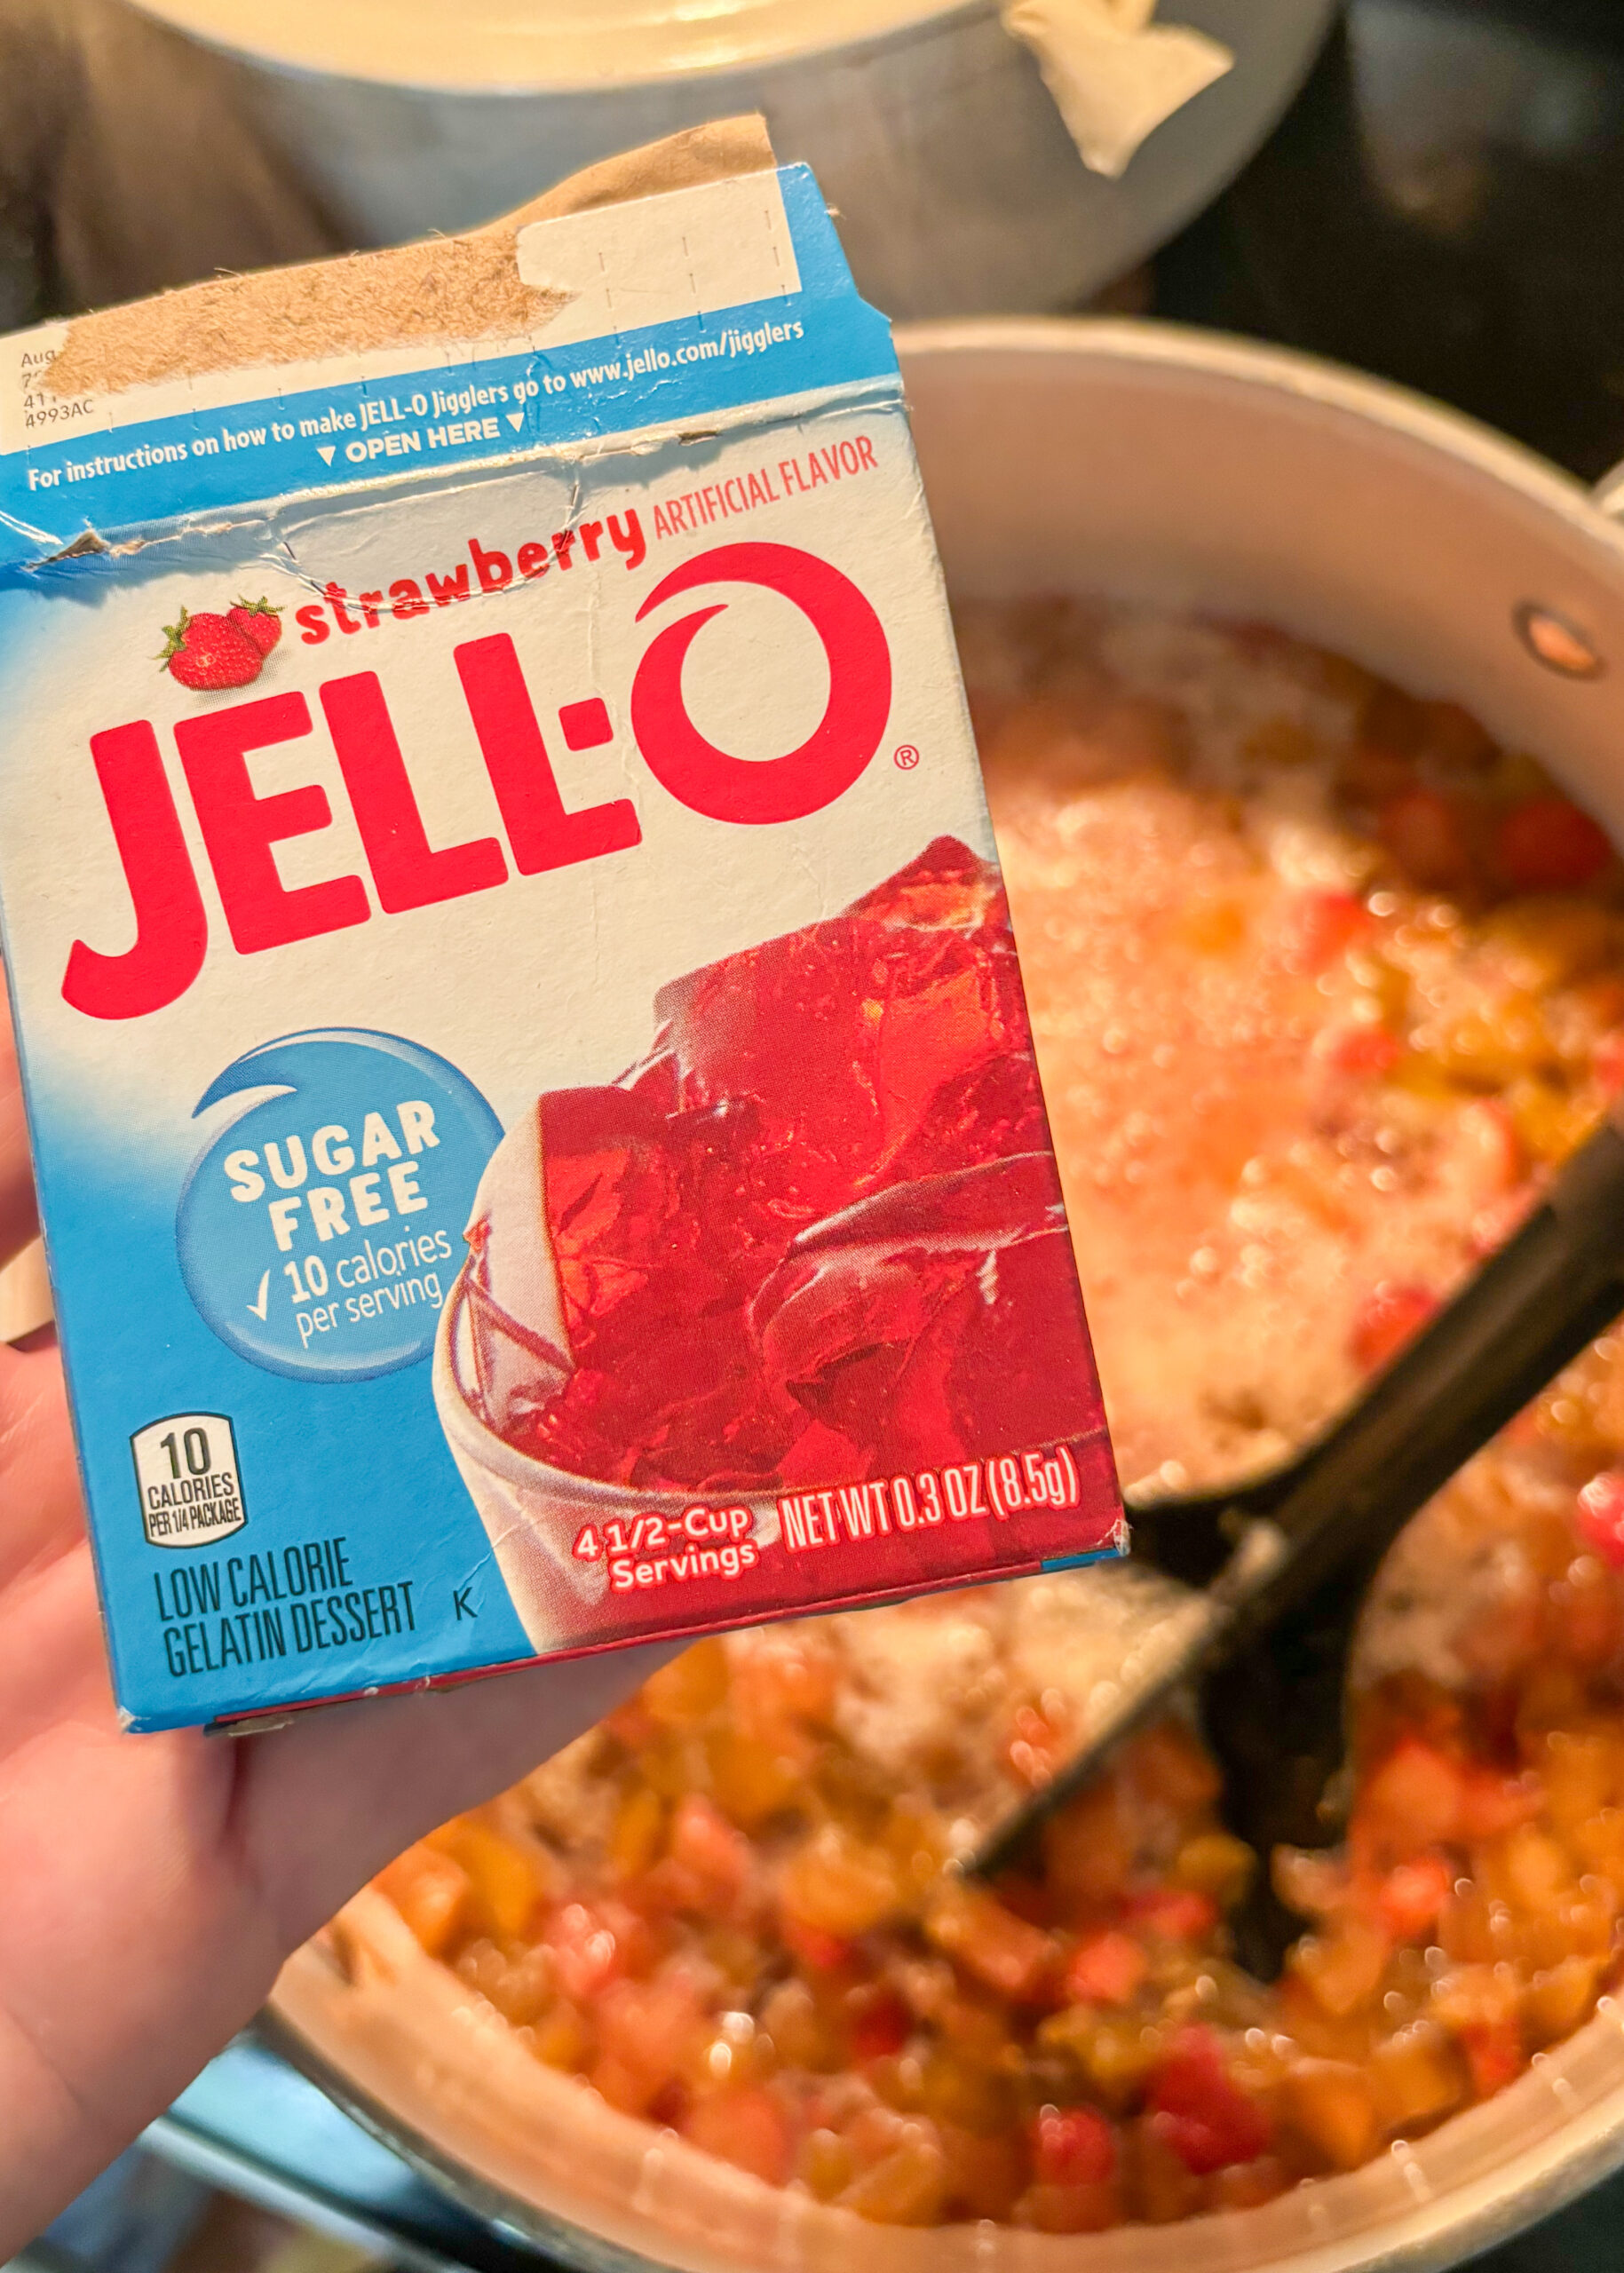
[432, 830, 1104, 1656]
[273, 321, 1624, 2273]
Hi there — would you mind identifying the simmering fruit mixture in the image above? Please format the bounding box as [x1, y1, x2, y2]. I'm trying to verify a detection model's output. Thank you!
[376, 604, 1624, 2228]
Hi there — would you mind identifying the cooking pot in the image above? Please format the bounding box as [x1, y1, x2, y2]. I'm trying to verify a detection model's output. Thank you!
[122, 0, 1336, 319]
[268, 319, 1624, 2272]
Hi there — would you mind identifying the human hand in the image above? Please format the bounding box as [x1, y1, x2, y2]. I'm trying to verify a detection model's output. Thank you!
[0, 989, 669, 2252]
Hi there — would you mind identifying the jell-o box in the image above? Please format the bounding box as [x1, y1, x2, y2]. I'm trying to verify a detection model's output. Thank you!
[0, 120, 1124, 1731]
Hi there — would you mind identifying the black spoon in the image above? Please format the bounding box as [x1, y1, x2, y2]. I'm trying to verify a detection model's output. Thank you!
[964, 1096, 1624, 1974]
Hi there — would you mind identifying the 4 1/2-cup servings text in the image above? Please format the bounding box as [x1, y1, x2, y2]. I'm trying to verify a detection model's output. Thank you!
[0, 133, 1122, 1731]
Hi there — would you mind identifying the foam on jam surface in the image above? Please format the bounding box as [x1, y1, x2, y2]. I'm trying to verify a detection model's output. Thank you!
[970, 605, 1620, 1495]
[467, 836, 1098, 1495]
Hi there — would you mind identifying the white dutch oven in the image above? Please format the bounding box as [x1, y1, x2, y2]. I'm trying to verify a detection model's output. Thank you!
[122, 0, 1335, 319]
[270, 321, 1624, 2271]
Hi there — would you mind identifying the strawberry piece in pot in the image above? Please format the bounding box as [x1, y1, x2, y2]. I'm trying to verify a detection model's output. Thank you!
[1030, 2104, 1117, 2187]
[1495, 796, 1612, 892]
[1575, 1469, 1624, 1571]
[158, 606, 264, 691]
[1145, 2025, 1271, 2174]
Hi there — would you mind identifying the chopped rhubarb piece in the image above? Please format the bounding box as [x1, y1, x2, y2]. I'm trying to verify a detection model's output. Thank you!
[1351, 1737, 1467, 1861]
[1030, 2104, 1117, 2187]
[1282, 2059, 1378, 2171]
[1146, 2026, 1271, 2174]
[847, 1984, 913, 2062]
[781, 1918, 854, 1974]
[1281, 891, 1373, 975]
[594, 1974, 709, 2099]
[1378, 788, 1475, 891]
[1351, 1283, 1439, 1375]
[1065, 1929, 1149, 2007]
[1319, 1023, 1402, 1078]
[1458, 2018, 1524, 2100]
[925, 1881, 1057, 2002]
[543, 1898, 647, 2004]
[1374, 1854, 1454, 1942]
[1456, 1767, 1541, 1841]
[1019, 2178, 1121, 2234]
[668, 1793, 753, 1908]
[1124, 1887, 1218, 1943]
[683, 2086, 793, 2186]
[1593, 1029, 1624, 1097]
[376, 1843, 470, 1957]
[1496, 796, 1612, 892]
[1007, 1700, 1071, 1789]
[430, 1820, 543, 1942]
[1576, 1469, 1624, 1572]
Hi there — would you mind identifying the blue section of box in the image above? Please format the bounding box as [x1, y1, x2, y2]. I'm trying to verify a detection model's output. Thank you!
[0, 169, 895, 568]
[0, 163, 915, 1730]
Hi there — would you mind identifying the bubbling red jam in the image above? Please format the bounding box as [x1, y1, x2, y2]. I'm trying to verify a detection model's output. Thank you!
[467, 836, 1097, 1496]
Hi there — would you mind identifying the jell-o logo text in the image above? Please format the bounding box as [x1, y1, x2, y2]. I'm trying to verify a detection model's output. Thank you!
[64, 540, 892, 1022]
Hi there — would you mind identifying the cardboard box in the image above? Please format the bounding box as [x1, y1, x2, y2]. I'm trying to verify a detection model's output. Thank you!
[0, 127, 1122, 1730]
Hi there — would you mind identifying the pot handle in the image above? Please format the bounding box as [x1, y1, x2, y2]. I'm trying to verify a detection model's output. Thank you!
[999, 2, 1233, 178]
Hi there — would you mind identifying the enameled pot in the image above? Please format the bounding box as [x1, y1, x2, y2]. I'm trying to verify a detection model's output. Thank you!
[269, 319, 1624, 2273]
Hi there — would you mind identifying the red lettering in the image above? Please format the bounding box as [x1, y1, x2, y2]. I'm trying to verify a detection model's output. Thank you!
[325, 582, 361, 634]
[61, 721, 207, 1020]
[295, 604, 330, 646]
[469, 538, 511, 593]
[516, 543, 549, 580]
[455, 636, 641, 875]
[631, 543, 891, 825]
[426, 565, 471, 606]
[176, 693, 369, 953]
[389, 578, 428, 620]
[321, 673, 506, 913]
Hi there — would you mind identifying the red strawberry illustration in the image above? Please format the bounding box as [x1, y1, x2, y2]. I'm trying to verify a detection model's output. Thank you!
[158, 607, 265, 691]
[229, 596, 283, 656]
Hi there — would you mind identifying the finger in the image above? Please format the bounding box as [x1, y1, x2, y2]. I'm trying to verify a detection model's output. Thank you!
[0, 1335, 84, 1590]
[239, 1637, 680, 1950]
[0, 983, 39, 1270]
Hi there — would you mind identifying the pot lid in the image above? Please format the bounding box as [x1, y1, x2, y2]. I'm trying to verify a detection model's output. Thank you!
[127, 0, 971, 91]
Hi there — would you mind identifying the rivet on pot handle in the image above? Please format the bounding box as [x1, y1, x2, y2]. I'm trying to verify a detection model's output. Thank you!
[1514, 599, 1607, 679]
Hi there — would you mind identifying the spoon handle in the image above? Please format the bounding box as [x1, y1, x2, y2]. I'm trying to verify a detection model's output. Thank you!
[967, 1109, 1624, 1880]
[1232, 1108, 1624, 1648]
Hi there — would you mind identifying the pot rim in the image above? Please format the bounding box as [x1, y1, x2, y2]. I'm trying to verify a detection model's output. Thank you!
[123, 0, 995, 101]
[895, 313, 1622, 537]
[266, 1913, 1624, 2273]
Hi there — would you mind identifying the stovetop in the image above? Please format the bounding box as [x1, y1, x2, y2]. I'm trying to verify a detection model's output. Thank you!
[1154, 0, 1624, 485]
